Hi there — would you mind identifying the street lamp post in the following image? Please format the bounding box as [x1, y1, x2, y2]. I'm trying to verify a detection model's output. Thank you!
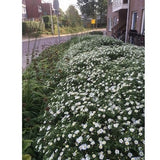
[50, 3, 54, 35]
[53, 0, 60, 43]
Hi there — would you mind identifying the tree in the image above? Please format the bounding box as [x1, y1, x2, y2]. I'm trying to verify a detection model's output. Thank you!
[77, 0, 97, 18]
[77, 0, 107, 27]
[66, 5, 82, 27]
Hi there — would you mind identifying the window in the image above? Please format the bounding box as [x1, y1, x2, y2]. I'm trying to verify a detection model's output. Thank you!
[131, 12, 137, 30]
[109, 0, 113, 5]
[123, 0, 128, 4]
[22, 5, 26, 14]
[108, 17, 112, 31]
[38, 5, 42, 13]
[113, 17, 118, 26]
[141, 10, 145, 35]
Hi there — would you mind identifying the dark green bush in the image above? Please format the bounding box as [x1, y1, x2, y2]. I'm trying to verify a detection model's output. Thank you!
[22, 21, 45, 35]
[89, 31, 104, 35]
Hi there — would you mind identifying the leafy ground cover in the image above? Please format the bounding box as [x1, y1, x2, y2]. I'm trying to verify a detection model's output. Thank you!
[23, 35, 144, 160]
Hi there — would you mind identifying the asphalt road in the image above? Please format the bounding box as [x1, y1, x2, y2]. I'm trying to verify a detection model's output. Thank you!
[22, 29, 106, 70]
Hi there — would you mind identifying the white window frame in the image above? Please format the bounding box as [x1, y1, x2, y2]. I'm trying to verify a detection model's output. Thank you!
[38, 5, 42, 13]
[141, 9, 145, 35]
[131, 12, 137, 30]
[108, 17, 112, 31]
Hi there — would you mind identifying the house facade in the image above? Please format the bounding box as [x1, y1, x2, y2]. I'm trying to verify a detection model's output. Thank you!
[106, 0, 145, 45]
[25, 0, 42, 20]
[41, 3, 53, 16]
[22, 0, 27, 21]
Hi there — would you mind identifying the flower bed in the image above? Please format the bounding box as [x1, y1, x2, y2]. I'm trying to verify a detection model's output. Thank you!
[34, 36, 144, 160]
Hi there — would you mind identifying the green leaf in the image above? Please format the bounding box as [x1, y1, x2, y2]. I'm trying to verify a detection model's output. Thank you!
[22, 154, 31, 160]
[22, 140, 32, 153]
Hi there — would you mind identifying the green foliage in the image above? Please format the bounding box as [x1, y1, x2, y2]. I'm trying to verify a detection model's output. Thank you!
[22, 140, 32, 160]
[22, 154, 31, 160]
[22, 140, 32, 154]
[22, 21, 45, 36]
[23, 36, 144, 159]
[22, 37, 81, 159]
[89, 31, 103, 35]
[42, 15, 57, 29]
[66, 5, 82, 27]
[77, 0, 107, 27]
[24, 36, 144, 159]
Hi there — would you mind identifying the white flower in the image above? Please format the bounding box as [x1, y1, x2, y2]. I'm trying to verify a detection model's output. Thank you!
[107, 150, 111, 154]
[128, 110, 132, 115]
[47, 125, 51, 131]
[115, 149, 120, 154]
[89, 127, 94, 132]
[119, 139, 123, 143]
[102, 141, 106, 145]
[76, 136, 83, 144]
[58, 157, 61, 160]
[117, 116, 121, 120]
[79, 144, 88, 150]
[108, 118, 113, 123]
[83, 124, 87, 129]
[68, 134, 72, 138]
[75, 130, 80, 134]
[108, 125, 112, 129]
[123, 117, 127, 120]
[92, 154, 96, 158]
[125, 141, 130, 145]
[99, 152, 104, 159]
[139, 151, 144, 156]
[130, 128, 135, 132]
[72, 122, 76, 126]
[99, 144, 103, 149]
[104, 136, 110, 140]
[84, 108, 89, 112]
[85, 154, 90, 160]
[87, 145, 90, 149]
[65, 145, 69, 148]
[128, 152, 133, 158]
[113, 123, 119, 128]
[73, 151, 77, 156]
[134, 140, 138, 144]
[90, 140, 95, 145]
[97, 129, 104, 134]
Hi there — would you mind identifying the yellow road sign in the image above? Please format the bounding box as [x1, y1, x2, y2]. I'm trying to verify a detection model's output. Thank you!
[91, 19, 96, 24]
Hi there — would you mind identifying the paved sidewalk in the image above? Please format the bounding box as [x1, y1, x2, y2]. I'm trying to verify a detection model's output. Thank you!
[22, 28, 106, 42]
[22, 28, 106, 70]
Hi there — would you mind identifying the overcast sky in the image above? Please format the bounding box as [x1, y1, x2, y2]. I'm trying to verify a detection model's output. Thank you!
[44, 0, 79, 12]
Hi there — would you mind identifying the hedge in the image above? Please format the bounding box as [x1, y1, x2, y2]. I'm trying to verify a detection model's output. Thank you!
[22, 21, 45, 35]
[30, 36, 145, 160]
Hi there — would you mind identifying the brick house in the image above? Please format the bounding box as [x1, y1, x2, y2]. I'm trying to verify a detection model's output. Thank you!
[22, 0, 27, 21]
[41, 3, 53, 16]
[25, 0, 42, 20]
[106, 0, 145, 45]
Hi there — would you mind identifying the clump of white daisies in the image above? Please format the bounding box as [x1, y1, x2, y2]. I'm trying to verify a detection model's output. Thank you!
[35, 36, 144, 160]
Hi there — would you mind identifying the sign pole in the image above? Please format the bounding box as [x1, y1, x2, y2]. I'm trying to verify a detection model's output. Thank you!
[57, 14, 60, 43]
[50, 4, 54, 35]
[53, 0, 60, 43]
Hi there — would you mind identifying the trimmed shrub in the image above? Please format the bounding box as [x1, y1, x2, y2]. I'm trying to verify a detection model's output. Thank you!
[89, 31, 104, 35]
[22, 21, 45, 35]
[32, 36, 144, 160]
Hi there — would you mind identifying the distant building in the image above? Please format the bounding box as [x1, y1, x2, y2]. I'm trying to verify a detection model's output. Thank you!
[41, 3, 53, 16]
[106, 0, 144, 45]
[25, 0, 42, 20]
[22, 0, 27, 21]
